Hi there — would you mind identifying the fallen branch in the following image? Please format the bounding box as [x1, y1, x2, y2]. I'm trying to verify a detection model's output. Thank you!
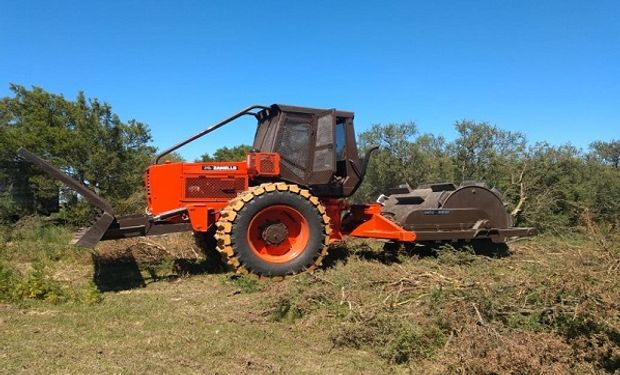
[310, 273, 336, 286]
[472, 302, 485, 325]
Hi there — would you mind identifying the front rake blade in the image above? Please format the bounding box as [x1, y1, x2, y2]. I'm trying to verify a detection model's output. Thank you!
[72, 212, 115, 248]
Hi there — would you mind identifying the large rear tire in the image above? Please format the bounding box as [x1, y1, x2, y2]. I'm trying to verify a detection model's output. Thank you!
[215, 183, 331, 276]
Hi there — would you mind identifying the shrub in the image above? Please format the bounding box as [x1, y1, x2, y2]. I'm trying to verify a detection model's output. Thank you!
[331, 313, 447, 364]
[11, 262, 65, 303]
[270, 296, 304, 322]
[0, 259, 18, 301]
[81, 281, 103, 305]
[224, 274, 263, 293]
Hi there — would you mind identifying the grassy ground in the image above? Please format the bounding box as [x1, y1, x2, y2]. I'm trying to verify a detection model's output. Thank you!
[0, 219, 619, 374]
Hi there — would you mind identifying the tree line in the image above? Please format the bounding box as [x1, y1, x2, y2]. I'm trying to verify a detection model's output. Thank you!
[356, 122, 619, 231]
[1, 85, 618, 231]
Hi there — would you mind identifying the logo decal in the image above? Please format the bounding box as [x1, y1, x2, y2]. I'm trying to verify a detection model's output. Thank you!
[423, 209, 450, 215]
[202, 165, 239, 171]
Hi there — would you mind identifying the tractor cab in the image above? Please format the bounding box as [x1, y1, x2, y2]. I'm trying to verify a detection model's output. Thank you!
[253, 104, 375, 197]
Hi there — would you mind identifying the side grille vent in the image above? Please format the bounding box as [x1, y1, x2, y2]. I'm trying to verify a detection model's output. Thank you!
[248, 153, 279, 176]
[184, 177, 245, 199]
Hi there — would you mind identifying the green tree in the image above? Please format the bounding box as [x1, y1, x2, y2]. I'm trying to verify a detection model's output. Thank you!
[0, 84, 154, 223]
[451, 120, 527, 185]
[199, 145, 252, 162]
[159, 152, 185, 163]
[351, 120, 619, 232]
[514, 143, 587, 229]
[354, 123, 455, 203]
[589, 140, 620, 168]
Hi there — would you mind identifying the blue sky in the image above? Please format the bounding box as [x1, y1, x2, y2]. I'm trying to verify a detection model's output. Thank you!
[1, 0, 618, 161]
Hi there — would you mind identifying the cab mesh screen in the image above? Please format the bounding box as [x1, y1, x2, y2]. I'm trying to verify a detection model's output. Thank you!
[316, 115, 333, 147]
[277, 121, 310, 178]
[313, 148, 333, 171]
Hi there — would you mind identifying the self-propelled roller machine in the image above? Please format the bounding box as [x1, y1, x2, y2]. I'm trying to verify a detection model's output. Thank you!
[18, 104, 536, 276]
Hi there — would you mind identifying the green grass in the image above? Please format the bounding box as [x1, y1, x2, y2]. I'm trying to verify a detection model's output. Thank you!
[223, 274, 264, 294]
[0, 222, 619, 374]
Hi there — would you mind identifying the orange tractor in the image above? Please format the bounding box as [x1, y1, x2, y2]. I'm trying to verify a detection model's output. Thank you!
[19, 104, 535, 276]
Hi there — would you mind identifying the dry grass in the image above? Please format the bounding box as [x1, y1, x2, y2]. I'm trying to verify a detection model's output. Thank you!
[1, 227, 619, 374]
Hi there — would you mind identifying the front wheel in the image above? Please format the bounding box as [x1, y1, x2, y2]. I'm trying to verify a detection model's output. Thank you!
[215, 183, 331, 276]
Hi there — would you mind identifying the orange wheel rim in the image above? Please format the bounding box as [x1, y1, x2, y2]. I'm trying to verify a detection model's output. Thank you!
[247, 205, 310, 263]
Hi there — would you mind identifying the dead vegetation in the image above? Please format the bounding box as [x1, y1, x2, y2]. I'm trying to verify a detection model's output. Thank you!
[1, 226, 619, 374]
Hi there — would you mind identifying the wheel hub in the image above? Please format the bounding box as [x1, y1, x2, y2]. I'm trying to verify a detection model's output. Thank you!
[261, 222, 289, 245]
